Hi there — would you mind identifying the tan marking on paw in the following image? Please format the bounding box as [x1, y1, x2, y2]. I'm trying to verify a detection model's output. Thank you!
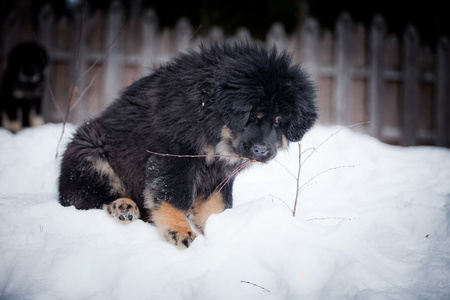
[30, 109, 44, 126]
[5, 120, 22, 132]
[151, 202, 197, 249]
[104, 198, 140, 224]
[191, 193, 225, 234]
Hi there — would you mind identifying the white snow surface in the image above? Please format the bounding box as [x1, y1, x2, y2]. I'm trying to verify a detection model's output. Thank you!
[0, 123, 449, 300]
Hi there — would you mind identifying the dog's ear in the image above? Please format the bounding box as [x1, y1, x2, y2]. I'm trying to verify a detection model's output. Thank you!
[284, 78, 318, 142]
[286, 110, 317, 142]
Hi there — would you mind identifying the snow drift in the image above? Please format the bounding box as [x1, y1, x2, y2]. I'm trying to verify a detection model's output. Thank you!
[0, 123, 449, 299]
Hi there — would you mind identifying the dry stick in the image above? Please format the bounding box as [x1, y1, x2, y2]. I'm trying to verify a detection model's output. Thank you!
[69, 45, 115, 112]
[306, 217, 356, 222]
[297, 165, 354, 195]
[54, 3, 86, 158]
[188, 24, 203, 42]
[146, 150, 264, 163]
[291, 123, 367, 217]
[54, 12, 125, 158]
[292, 143, 302, 217]
[292, 163, 355, 217]
[208, 160, 252, 198]
[301, 122, 368, 167]
[292, 165, 355, 217]
[146, 150, 259, 200]
[240, 281, 270, 293]
[69, 16, 126, 112]
[269, 194, 294, 214]
[272, 158, 297, 180]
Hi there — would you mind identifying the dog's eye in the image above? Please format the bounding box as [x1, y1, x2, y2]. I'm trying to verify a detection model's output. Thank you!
[248, 115, 258, 124]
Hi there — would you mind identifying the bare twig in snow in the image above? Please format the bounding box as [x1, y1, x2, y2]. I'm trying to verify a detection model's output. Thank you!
[293, 143, 302, 217]
[276, 123, 367, 217]
[54, 4, 126, 158]
[240, 281, 270, 293]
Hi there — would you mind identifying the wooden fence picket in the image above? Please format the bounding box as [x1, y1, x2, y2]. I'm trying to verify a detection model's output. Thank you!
[300, 18, 319, 83]
[436, 38, 450, 147]
[140, 8, 159, 75]
[333, 12, 353, 125]
[1, 2, 449, 147]
[402, 26, 420, 146]
[102, 1, 124, 108]
[368, 15, 386, 139]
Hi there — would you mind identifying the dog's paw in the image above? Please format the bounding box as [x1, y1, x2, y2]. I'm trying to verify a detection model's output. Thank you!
[163, 227, 197, 249]
[151, 202, 197, 249]
[104, 198, 140, 224]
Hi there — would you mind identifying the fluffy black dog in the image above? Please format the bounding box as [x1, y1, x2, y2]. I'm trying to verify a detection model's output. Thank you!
[0, 42, 48, 132]
[59, 43, 317, 248]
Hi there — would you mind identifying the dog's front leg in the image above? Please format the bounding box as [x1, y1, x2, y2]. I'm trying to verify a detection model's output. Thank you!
[144, 156, 197, 248]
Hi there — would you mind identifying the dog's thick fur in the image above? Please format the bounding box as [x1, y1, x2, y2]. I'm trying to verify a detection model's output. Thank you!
[58, 43, 317, 248]
[0, 42, 48, 132]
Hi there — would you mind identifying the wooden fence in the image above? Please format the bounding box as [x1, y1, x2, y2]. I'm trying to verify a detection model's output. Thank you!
[1, 1, 449, 147]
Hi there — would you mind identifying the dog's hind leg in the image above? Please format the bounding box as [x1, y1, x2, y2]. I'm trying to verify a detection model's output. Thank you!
[58, 157, 123, 210]
[58, 123, 128, 211]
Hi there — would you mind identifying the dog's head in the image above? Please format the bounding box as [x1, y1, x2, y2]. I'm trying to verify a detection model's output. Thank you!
[211, 44, 317, 162]
[6, 42, 48, 87]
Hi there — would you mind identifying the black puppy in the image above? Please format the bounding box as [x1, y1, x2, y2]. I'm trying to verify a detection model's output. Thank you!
[59, 43, 317, 248]
[0, 42, 48, 132]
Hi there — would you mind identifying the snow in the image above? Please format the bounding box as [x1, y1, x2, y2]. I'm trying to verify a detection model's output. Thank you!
[1, 123, 449, 300]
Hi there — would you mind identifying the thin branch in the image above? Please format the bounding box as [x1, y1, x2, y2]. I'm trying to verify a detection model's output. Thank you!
[306, 217, 356, 222]
[292, 143, 302, 217]
[68, 16, 125, 112]
[302, 122, 368, 167]
[54, 2, 87, 158]
[188, 24, 203, 41]
[146, 150, 265, 163]
[272, 159, 297, 180]
[240, 281, 270, 293]
[146, 150, 258, 201]
[54, 7, 126, 158]
[297, 165, 355, 194]
[207, 160, 252, 199]
[69, 50, 113, 112]
[269, 194, 294, 214]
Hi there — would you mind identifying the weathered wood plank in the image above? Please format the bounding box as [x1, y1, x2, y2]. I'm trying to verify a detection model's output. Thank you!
[368, 15, 386, 139]
[436, 38, 450, 147]
[402, 26, 420, 146]
[102, 1, 124, 108]
[333, 12, 353, 125]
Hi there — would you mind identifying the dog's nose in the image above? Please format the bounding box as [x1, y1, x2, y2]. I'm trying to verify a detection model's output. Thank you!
[252, 145, 267, 155]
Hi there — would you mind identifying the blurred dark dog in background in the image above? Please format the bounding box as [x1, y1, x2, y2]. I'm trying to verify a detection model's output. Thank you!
[0, 42, 48, 132]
